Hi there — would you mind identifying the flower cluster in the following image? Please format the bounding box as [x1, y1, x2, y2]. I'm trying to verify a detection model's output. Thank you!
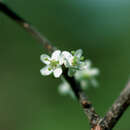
[58, 60, 99, 97]
[40, 49, 85, 78]
[75, 60, 99, 88]
[40, 49, 99, 97]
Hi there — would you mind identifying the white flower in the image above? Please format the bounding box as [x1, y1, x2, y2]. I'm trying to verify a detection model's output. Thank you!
[58, 80, 75, 98]
[40, 49, 100, 98]
[61, 49, 84, 76]
[71, 49, 83, 68]
[75, 66, 99, 80]
[74, 49, 83, 58]
[40, 49, 99, 87]
[61, 51, 73, 67]
[40, 50, 63, 78]
[61, 49, 83, 68]
[75, 60, 99, 88]
[80, 60, 91, 70]
[58, 81, 70, 95]
[75, 59, 99, 78]
[40, 49, 86, 78]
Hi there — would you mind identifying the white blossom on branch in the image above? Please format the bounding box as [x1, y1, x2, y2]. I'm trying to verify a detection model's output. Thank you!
[40, 49, 99, 97]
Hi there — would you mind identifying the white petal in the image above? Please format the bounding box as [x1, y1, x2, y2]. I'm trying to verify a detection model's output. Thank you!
[74, 70, 82, 79]
[80, 60, 91, 70]
[40, 54, 50, 65]
[62, 58, 71, 67]
[58, 82, 70, 95]
[90, 68, 100, 76]
[53, 67, 62, 78]
[67, 57, 73, 66]
[59, 58, 64, 65]
[51, 50, 61, 61]
[62, 51, 73, 59]
[86, 60, 92, 68]
[74, 49, 83, 58]
[62, 51, 73, 67]
[81, 68, 99, 77]
[59, 56, 64, 65]
[80, 80, 88, 89]
[40, 66, 52, 76]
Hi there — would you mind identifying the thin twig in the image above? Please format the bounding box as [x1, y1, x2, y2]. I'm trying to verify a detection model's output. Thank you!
[100, 81, 130, 130]
[63, 69, 100, 127]
[0, 2, 100, 127]
[0, 2, 55, 52]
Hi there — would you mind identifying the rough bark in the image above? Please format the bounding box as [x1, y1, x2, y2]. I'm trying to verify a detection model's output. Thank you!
[100, 81, 130, 130]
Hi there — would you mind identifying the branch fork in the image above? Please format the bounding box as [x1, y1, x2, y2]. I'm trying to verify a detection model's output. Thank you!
[0, 2, 130, 129]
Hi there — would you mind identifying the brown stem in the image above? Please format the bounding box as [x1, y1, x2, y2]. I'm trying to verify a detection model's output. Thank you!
[63, 69, 100, 127]
[0, 2, 55, 52]
[0, 2, 100, 127]
[100, 81, 130, 130]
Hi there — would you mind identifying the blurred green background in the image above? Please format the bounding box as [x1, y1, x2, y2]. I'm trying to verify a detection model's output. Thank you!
[0, 0, 130, 130]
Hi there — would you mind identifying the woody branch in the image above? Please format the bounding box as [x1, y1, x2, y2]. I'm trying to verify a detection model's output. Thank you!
[100, 81, 130, 130]
[0, 2, 130, 130]
[0, 1, 100, 128]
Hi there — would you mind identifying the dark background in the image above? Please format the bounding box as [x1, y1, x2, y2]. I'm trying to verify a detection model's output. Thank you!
[0, 0, 130, 130]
